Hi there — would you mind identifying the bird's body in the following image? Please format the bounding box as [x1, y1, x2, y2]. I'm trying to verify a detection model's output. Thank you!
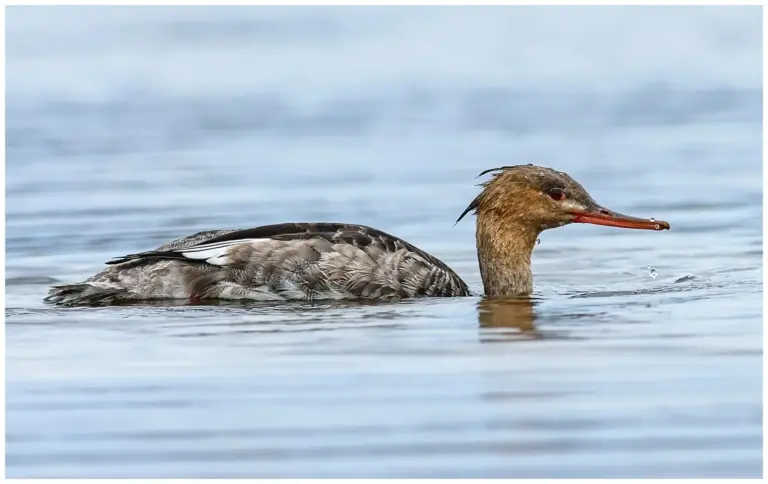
[45, 165, 669, 307]
[45, 223, 470, 306]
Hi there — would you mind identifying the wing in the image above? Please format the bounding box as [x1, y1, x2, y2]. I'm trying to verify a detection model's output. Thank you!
[107, 223, 443, 269]
[153, 229, 242, 251]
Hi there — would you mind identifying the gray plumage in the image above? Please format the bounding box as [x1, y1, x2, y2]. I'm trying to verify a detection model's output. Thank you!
[45, 223, 471, 306]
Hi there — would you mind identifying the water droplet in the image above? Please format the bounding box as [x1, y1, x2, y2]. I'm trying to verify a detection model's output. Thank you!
[647, 267, 658, 279]
[650, 217, 656, 222]
[535, 238, 541, 245]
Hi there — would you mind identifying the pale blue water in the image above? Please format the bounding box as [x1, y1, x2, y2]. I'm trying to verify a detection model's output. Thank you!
[5, 6, 763, 478]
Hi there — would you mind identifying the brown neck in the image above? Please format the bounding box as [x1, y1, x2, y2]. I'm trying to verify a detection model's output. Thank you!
[475, 211, 540, 297]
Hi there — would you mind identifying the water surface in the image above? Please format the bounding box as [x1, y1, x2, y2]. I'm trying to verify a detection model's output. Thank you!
[5, 6, 763, 478]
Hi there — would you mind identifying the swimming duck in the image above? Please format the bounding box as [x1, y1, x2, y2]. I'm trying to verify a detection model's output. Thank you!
[44, 165, 669, 306]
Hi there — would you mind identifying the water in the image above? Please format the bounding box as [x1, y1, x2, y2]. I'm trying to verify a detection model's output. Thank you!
[5, 6, 763, 478]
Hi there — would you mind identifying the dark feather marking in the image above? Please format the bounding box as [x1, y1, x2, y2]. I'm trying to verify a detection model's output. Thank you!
[191, 223, 356, 246]
[455, 193, 482, 225]
[475, 166, 515, 178]
[106, 251, 191, 265]
[43, 284, 128, 307]
[424, 272, 437, 297]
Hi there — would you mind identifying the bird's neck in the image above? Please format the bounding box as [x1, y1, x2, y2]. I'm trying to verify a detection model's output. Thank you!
[475, 211, 540, 297]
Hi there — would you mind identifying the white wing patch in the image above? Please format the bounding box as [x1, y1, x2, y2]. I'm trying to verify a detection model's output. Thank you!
[175, 238, 264, 266]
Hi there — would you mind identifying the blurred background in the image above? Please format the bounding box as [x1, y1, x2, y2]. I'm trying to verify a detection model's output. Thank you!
[5, 5, 763, 478]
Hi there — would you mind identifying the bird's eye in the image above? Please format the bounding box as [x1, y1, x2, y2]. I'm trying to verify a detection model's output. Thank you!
[548, 188, 566, 201]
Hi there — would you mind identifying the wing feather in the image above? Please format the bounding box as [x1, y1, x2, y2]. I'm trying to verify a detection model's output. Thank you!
[175, 238, 264, 265]
[107, 238, 264, 266]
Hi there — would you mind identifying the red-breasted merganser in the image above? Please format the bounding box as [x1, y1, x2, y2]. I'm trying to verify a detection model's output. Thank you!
[45, 165, 670, 306]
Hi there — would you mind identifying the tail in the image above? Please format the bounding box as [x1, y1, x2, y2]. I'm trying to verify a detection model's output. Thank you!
[44, 283, 129, 307]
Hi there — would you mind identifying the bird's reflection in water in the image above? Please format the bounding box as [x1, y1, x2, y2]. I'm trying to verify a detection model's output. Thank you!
[477, 297, 541, 343]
